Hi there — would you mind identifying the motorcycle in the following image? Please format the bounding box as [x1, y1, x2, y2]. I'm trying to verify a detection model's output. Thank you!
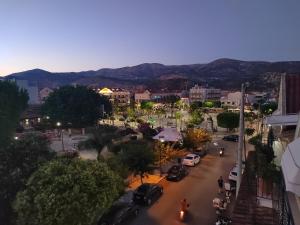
[219, 148, 224, 157]
[179, 204, 189, 221]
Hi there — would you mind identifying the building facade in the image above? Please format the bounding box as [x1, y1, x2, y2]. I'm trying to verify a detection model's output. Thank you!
[134, 90, 151, 103]
[189, 84, 221, 102]
[99, 87, 130, 107]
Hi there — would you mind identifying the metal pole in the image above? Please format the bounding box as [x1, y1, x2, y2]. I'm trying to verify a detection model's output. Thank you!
[61, 129, 65, 151]
[236, 83, 245, 198]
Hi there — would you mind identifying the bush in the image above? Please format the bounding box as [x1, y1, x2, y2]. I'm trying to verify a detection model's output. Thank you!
[248, 134, 262, 145]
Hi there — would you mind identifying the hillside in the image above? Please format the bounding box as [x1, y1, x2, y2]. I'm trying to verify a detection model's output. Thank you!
[5, 59, 300, 91]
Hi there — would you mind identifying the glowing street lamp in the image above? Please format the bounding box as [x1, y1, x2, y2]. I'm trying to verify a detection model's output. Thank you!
[56, 122, 64, 151]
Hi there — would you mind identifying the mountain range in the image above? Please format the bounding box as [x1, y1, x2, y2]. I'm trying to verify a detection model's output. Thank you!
[5, 58, 300, 91]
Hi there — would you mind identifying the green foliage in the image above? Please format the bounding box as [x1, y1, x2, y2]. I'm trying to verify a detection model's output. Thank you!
[248, 134, 262, 145]
[189, 101, 202, 112]
[119, 141, 154, 183]
[14, 158, 124, 225]
[189, 109, 204, 125]
[217, 112, 239, 130]
[78, 125, 118, 153]
[106, 156, 130, 179]
[42, 86, 112, 128]
[0, 81, 28, 145]
[140, 101, 154, 111]
[260, 102, 278, 115]
[245, 128, 255, 136]
[203, 101, 214, 108]
[0, 133, 54, 225]
[183, 128, 212, 149]
[255, 143, 278, 183]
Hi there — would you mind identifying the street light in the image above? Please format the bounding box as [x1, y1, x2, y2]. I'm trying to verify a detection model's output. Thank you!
[56, 122, 65, 151]
[158, 135, 165, 176]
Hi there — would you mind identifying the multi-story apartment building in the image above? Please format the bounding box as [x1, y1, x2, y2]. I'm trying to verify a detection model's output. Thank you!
[263, 74, 300, 225]
[189, 84, 221, 102]
[134, 90, 151, 103]
[99, 87, 130, 106]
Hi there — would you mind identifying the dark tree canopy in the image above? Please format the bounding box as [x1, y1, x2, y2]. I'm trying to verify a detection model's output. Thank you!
[42, 86, 112, 128]
[217, 112, 239, 130]
[119, 140, 154, 183]
[14, 158, 124, 225]
[0, 133, 55, 225]
[0, 81, 28, 145]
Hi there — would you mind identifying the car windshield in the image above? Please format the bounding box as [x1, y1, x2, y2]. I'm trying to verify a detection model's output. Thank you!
[185, 156, 193, 160]
[231, 172, 237, 176]
[169, 166, 179, 173]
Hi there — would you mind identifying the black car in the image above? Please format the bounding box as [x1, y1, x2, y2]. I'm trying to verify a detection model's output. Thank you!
[166, 165, 188, 181]
[222, 135, 239, 142]
[98, 202, 139, 225]
[133, 183, 163, 205]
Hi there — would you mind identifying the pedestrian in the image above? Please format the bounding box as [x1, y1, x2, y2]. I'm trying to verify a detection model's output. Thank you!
[217, 176, 224, 194]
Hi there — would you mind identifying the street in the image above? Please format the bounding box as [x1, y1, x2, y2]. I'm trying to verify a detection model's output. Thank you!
[129, 138, 238, 225]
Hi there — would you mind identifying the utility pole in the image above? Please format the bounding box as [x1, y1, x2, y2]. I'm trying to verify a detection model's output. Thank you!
[236, 83, 245, 198]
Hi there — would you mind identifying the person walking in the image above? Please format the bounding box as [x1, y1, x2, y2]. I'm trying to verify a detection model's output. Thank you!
[218, 176, 224, 194]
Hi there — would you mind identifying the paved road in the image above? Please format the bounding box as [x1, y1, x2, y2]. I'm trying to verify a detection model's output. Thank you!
[129, 139, 238, 225]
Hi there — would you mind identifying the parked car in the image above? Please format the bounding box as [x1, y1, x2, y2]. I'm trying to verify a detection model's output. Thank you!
[228, 164, 245, 181]
[98, 202, 139, 225]
[133, 183, 163, 205]
[193, 148, 207, 157]
[166, 165, 188, 181]
[222, 135, 239, 142]
[182, 153, 200, 166]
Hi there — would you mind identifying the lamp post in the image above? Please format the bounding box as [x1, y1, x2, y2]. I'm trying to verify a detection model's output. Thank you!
[56, 122, 65, 151]
[158, 135, 165, 176]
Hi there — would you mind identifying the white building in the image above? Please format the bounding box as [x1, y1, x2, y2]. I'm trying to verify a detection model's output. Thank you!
[39, 87, 53, 102]
[189, 84, 221, 102]
[99, 87, 130, 106]
[221, 91, 268, 107]
[134, 90, 151, 103]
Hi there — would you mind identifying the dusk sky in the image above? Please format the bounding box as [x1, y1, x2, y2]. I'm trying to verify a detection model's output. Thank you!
[1, 0, 300, 76]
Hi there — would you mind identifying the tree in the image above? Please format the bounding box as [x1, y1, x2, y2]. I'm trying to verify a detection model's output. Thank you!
[189, 109, 204, 126]
[0, 81, 28, 145]
[260, 102, 278, 115]
[119, 141, 154, 183]
[153, 141, 186, 166]
[138, 123, 157, 138]
[14, 158, 124, 225]
[183, 128, 212, 149]
[42, 86, 112, 128]
[189, 101, 202, 112]
[140, 101, 154, 118]
[0, 133, 55, 225]
[78, 125, 118, 158]
[217, 112, 239, 131]
[245, 128, 255, 136]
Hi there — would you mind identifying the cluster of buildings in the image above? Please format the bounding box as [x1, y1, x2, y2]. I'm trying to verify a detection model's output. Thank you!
[10, 79, 271, 109]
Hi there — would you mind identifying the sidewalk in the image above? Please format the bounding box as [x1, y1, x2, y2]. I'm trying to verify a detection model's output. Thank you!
[126, 174, 166, 191]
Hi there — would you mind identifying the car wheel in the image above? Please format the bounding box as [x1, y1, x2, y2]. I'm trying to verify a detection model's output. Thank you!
[134, 209, 139, 216]
[147, 198, 152, 205]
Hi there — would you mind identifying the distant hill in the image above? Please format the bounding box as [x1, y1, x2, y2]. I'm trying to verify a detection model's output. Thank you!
[5, 59, 300, 91]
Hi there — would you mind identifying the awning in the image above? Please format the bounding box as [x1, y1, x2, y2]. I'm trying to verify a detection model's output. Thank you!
[264, 114, 299, 126]
[281, 138, 300, 196]
[153, 128, 182, 142]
